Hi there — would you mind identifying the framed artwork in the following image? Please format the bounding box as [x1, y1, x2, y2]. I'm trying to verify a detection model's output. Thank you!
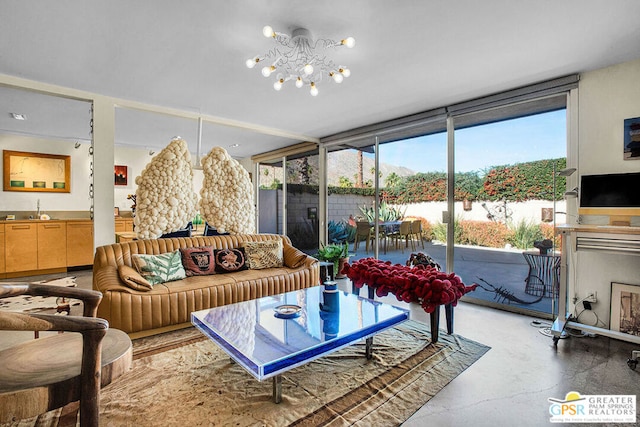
[114, 165, 128, 186]
[3, 150, 71, 193]
[610, 282, 640, 336]
[114, 207, 120, 217]
[623, 117, 640, 160]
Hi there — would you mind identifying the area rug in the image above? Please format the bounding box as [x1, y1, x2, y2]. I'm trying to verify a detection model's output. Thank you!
[99, 320, 489, 426]
[0, 277, 79, 313]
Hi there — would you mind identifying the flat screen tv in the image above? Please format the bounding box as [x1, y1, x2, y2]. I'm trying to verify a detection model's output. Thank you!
[580, 172, 640, 208]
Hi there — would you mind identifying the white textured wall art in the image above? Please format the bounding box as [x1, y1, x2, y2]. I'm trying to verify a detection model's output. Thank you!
[133, 138, 198, 239]
[199, 147, 255, 234]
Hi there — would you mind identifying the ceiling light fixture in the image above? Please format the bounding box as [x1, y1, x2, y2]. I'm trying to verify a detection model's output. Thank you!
[246, 26, 355, 96]
[10, 113, 27, 120]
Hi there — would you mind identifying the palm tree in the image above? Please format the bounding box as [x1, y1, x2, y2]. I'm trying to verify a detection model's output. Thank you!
[356, 150, 363, 187]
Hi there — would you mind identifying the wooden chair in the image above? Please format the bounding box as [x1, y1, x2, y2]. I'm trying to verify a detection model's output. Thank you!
[393, 220, 415, 253]
[353, 221, 374, 253]
[411, 219, 425, 250]
[0, 283, 132, 427]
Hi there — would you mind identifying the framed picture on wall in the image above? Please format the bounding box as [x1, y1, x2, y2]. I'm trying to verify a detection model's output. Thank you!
[3, 150, 71, 193]
[114, 165, 128, 186]
[610, 282, 640, 336]
[623, 117, 640, 160]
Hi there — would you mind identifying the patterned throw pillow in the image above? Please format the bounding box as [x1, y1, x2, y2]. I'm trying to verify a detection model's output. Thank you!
[180, 246, 216, 276]
[118, 264, 153, 291]
[132, 250, 187, 285]
[213, 248, 248, 273]
[243, 240, 284, 270]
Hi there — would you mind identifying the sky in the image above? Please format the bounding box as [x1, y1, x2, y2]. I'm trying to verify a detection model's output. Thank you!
[372, 109, 567, 174]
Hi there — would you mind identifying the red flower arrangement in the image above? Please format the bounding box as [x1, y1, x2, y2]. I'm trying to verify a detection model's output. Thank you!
[341, 258, 477, 314]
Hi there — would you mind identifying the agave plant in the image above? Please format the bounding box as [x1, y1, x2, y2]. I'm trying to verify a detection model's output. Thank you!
[359, 201, 405, 222]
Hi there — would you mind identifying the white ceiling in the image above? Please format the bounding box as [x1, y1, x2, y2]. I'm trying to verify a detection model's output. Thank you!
[1, 0, 640, 158]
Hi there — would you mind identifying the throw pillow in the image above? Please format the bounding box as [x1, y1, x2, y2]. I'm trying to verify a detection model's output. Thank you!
[180, 246, 216, 276]
[132, 250, 186, 285]
[243, 240, 284, 270]
[118, 264, 153, 291]
[283, 242, 308, 269]
[213, 248, 248, 273]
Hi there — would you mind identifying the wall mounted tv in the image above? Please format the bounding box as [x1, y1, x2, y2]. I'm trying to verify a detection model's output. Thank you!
[580, 172, 640, 208]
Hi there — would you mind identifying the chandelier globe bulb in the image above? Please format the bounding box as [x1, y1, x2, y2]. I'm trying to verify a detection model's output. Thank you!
[310, 82, 318, 96]
[263, 26, 274, 38]
[339, 67, 351, 78]
[246, 58, 257, 69]
[331, 72, 344, 83]
[295, 77, 303, 88]
[342, 37, 356, 48]
[262, 66, 274, 77]
[303, 64, 314, 75]
[273, 79, 284, 91]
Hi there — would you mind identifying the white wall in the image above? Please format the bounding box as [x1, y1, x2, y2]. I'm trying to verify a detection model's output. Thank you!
[0, 134, 92, 214]
[570, 58, 640, 327]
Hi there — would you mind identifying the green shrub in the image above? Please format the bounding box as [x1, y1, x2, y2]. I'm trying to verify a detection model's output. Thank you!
[459, 220, 512, 248]
[508, 219, 544, 250]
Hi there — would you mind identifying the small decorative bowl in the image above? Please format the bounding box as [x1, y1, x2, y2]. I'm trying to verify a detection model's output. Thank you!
[274, 304, 302, 319]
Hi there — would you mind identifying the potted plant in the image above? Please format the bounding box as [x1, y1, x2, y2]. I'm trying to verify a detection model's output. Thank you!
[316, 241, 353, 279]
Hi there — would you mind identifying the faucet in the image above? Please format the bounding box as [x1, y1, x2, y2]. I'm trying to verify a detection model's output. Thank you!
[36, 199, 40, 217]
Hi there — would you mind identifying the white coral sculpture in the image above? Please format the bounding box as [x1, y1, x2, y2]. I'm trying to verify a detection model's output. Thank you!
[134, 137, 198, 239]
[199, 146, 256, 234]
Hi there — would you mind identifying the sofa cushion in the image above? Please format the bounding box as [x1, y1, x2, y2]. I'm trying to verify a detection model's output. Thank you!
[180, 246, 216, 276]
[118, 265, 153, 291]
[283, 242, 310, 268]
[214, 248, 248, 273]
[132, 250, 187, 285]
[243, 240, 284, 270]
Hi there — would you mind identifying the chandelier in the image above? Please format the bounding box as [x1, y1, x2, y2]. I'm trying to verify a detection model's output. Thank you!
[246, 26, 355, 96]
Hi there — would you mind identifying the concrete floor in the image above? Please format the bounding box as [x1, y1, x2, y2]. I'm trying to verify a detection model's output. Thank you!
[3, 269, 640, 426]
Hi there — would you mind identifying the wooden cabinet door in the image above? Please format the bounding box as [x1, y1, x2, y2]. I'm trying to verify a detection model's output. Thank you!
[125, 219, 134, 232]
[67, 221, 94, 266]
[37, 222, 67, 269]
[115, 219, 125, 232]
[5, 222, 38, 272]
[0, 224, 5, 273]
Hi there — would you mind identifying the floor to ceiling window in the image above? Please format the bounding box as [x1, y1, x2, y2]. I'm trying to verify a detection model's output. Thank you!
[285, 151, 320, 253]
[319, 76, 577, 319]
[452, 109, 567, 317]
[256, 148, 320, 255]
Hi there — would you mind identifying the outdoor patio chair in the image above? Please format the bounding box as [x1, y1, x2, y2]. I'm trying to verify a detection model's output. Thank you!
[411, 220, 425, 249]
[353, 221, 374, 253]
[393, 220, 415, 253]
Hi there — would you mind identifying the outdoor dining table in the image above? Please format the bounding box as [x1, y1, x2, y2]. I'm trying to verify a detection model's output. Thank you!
[370, 221, 402, 254]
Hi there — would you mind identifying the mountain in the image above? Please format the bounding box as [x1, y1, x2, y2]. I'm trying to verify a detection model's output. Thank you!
[258, 149, 415, 187]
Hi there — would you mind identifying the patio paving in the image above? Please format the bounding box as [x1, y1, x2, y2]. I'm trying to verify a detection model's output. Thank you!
[348, 238, 555, 316]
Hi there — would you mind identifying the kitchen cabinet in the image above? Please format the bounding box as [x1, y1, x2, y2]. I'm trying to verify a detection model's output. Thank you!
[115, 218, 134, 232]
[37, 222, 67, 269]
[67, 221, 94, 266]
[0, 224, 5, 273]
[5, 222, 38, 272]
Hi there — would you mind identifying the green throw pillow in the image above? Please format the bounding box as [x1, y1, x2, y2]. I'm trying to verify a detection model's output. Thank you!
[132, 250, 186, 285]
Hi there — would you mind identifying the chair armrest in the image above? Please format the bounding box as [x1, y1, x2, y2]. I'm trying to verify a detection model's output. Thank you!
[0, 283, 103, 317]
[0, 311, 108, 333]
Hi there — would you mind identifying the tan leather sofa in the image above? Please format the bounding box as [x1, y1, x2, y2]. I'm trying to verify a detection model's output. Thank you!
[93, 234, 319, 338]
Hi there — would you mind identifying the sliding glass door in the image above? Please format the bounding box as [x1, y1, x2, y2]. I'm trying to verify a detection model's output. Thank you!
[450, 109, 567, 317]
